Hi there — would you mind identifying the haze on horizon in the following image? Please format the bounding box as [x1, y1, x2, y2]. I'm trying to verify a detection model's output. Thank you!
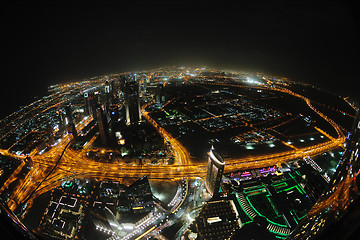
[3, 1, 359, 119]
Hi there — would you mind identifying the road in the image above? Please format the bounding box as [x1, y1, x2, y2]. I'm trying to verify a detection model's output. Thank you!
[1, 80, 347, 214]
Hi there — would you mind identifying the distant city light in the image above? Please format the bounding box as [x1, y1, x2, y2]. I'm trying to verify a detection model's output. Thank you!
[0, 66, 355, 240]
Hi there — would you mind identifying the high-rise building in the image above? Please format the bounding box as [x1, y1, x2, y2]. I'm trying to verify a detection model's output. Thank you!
[156, 82, 165, 104]
[205, 147, 225, 197]
[88, 94, 100, 120]
[57, 109, 66, 136]
[109, 104, 119, 124]
[124, 78, 141, 125]
[189, 199, 241, 240]
[289, 109, 360, 239]
[96, 107, 110, 146]
[65, 104, 77, 139]
[119, 75, 126, 90]
[127, 176, 154, 213]
[83, 92, 91, 116]
[64, 104, 74, 124]
[104, 80, 114, 109]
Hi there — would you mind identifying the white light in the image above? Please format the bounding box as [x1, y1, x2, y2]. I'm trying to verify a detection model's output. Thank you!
[245, 145, 254, 150]
[186, 213, 194, 222]
[209, 149, 225, 165]
[207, 216, 222, 224]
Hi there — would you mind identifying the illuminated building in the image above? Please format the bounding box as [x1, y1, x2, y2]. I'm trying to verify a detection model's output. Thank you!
[57, 109, 66, 136]
[155, 82, 165, 104]
[88, 94, 100, 120]
[127, 176, 154, 213]
[108, 104, 119, 123]
[205, 147, 225, 197]
[0, 68, 357, 240]
[289, 109, 360, 239]
[65, 104, 77, 139]
[189, 200, 241, 240]
[83, 92, 90, 116]
[96, 107, 109, 146]
[124, 78, 141, 125]
[104, 80, 115, 109]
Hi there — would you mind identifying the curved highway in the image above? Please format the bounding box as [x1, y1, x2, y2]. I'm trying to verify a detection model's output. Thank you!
[1, 80, 347, 214]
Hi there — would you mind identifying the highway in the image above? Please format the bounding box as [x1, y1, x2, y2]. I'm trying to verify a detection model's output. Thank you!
[0, 79, 348, 214]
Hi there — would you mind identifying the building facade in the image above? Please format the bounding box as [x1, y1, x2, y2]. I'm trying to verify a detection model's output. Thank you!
[205, 147, 225, 197]
[124, 79, 141, 125]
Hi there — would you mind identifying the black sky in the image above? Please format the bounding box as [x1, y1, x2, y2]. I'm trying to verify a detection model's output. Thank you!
[2, 1, 359, 119]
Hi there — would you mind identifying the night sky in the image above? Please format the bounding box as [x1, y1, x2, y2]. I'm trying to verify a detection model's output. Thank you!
[2, 1, 359, 119]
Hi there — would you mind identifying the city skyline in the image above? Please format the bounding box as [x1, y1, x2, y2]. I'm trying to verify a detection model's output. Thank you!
[2, 1, 359, 119]
[0, 67, 358, 239]
[1, 1, 359, 239]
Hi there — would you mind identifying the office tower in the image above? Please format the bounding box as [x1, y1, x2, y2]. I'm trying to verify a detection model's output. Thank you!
[46, 124, 55, 146]
[190, 200, 241, 240]
[109, 104, 119, 124]
[110, 80, 117, 103]
[104, 80, 113, 109]
[57, 109, 66, 136]
[83, 92, 90, 115]
[289, 109, 360, 239]
[88, 94, 100, 120]
[124, 79, 141, 125]
[156, 82, 165, 104]
[127, 176, 154, 213]
[205, 146, 225, 197]
[119, 75, 126, 90]
[64, 104, 73, 124]
[65, 104, 77, 139]
[96, 107, 109, 146]
[108, 104, 120, 145]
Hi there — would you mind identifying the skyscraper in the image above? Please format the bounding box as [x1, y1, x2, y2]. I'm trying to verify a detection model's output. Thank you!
[83, 92, 90, 116]
[289, 109, 360, 239]
[205, 146, 225, 197]
[88, 94, 100, 120]
[65, 104, 77, 139]
[124, 78, 141, 125]
[156, 82, 165, 104]
[109, 104, 119, 124]
[57, 109, 66, 136]
[104, 80, 114, 109]
[96, 107, 110, 146]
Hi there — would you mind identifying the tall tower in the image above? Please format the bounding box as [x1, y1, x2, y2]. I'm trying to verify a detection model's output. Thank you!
[156, 82, 165, 104]
[96, 107, 109, 146]
[57, 109, 66, 136]
[65, 104, 77, 139]
[104, 80, 112, 109]
[83, 92, 90, 116]
[205, 146, 225, 197]
[289, 109, 360, 239]
[124, 78, 141, 125]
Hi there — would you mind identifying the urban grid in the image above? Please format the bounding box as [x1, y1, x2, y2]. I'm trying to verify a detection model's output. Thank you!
[0, 66, 359, 240]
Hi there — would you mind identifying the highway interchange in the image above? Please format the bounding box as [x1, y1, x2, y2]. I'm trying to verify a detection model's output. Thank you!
[0, 72, 350, 217]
